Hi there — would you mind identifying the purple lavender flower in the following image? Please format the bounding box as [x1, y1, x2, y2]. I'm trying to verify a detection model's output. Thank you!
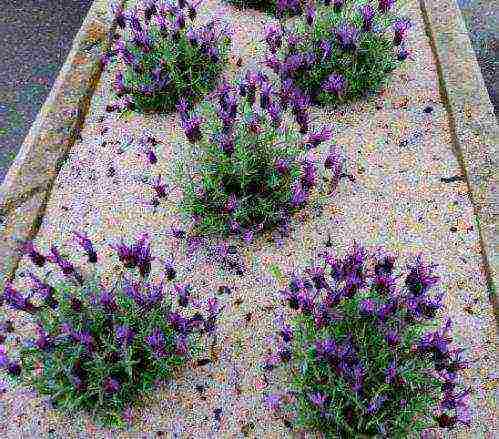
[47, 246, 76, 277]
[281, 287, 299, 309]
[168, 312, 191, 334]
[27, 272, 57, 308]
[113, 71, 127, 97]
[440, 389, 471, 426]
[35, 327, 52, 351]
[152, 175, 169, 199]
[104, 377, 120, 394]
[324, 146, 344, 190]
[113, 240, 137, 268]
[207, 296, 223, 317]
[374, 252, 396, 276]
[322, 72, 346, 97]
[309, 392, 328, 409]
[72, 330, 95, 351]
[224, 193, 238, 214]
[182, 115, 203, 143]
[112, 2, 127, 29]
[176, 100, 191, 125]
[397, 47, 410, 61]
[367, 395, 387, 414]
[405, 255, 440, 296]
[335, 24, 359, 52]
[385, 329, 400, 346]
[133, 234, 154, 277]
[282, 53, 304, 77]
[99, 288, 117, 312]
[133, 29, 153, 53]
[155, 13, 170, 36]
[73, 231, 97, 263]
[333, 0, 344, 12]
[175, 335, 189, 356]
[20, 241, 46, 267]
[376, 299, 398, 322]
[187, 0, 201, 20]
[417, 318, 452, 359]
[279, 78, 295, 109]
[218, 134, 234, 156]
[319, 39, 332, 61]
[7, 361, 22, 376]
[267, 102, 282, 127]
[0, 346, 10, 369]
[351, 363, 365, 393]
[359, 298, 376, 316]
[301, 158, 316, 189]
[305, 126, 333, 150]
[264, 23, 283, 53]
[163, 258, 176, 280]
[290, 183, 308, 208]
[275, 157, 290, 175]
[264, 393, 282, 411]
[378, 0, 396, 14]
[242, 229, 254, 244]
[263, 352, 281, 370]
[126, 8, 143, 33]
[314, 338, 336, 362]
[260, 81, 273, 110]
[146, 328, 167, 356]
[306, 265, 329, 290]
[359, 4, 375, 32]
[3, 283, 36, 313]
[393, 19, 411, 46]
[143, 0, 156, 22]
[116, 325, 135, 346]
[372, 273, 396, 295]
[175, 283, 191, 307]
[305, 4, 316, 26]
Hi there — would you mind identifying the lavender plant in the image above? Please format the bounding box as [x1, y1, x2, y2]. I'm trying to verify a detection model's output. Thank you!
[102, 0, 231, 113]
[0, 235, 221, 427]
[263, 244, 470, 437]
[176, 71, 345, 240]
[265, 0, 411, 106]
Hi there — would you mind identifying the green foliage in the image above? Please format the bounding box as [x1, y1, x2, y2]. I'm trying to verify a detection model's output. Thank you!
[106, 1, 231, 113]
[275, 0, 408, 106]
[266, 246, 469, 437]
[18, 273, 203, 427]
[177, 81, 314, 238]
[122, 27, 230, 112]
[287, 294, 440, 437]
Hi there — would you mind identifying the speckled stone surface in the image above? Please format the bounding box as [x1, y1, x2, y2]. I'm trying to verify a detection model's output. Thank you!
[1, 0, 497, 437]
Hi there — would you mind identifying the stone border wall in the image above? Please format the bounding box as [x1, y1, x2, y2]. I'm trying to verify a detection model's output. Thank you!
[420, 0, 498, 321]
[0, 0, 122, 288]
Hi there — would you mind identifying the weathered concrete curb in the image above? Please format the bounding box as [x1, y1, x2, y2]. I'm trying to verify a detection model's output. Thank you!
[0, 0, 120, 288]
[420, 0, 499, 317]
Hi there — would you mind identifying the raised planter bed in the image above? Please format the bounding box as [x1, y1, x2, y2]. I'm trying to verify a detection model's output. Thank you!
[0, 0, 497, 437]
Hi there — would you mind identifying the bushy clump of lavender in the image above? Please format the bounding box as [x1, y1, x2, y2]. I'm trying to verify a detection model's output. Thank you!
[102, 0, 230, 113]
[177, 71, 345, 240]
[263, 244, 470, 436]
[0, 234, 221, 427]
[265, 0, 411, 106]
[226, 0, 303, 17]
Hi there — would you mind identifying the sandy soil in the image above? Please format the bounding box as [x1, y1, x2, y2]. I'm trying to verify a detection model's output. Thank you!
[1, 1, 496, 437]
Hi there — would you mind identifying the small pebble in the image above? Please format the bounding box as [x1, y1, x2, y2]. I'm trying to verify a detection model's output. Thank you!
[423, 105, 433, 114]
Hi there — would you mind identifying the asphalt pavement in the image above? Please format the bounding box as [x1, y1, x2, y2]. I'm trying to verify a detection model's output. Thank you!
[0, 0, 496, 183]
[0, 0, 93, 183]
